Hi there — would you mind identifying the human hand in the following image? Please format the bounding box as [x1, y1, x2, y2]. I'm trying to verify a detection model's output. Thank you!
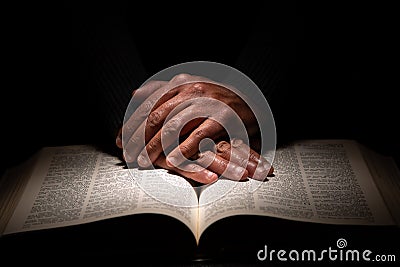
[116, 73, 273, 183]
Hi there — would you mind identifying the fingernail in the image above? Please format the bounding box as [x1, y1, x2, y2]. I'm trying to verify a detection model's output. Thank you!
[263, 162, 271, 170]
[216, 141, 230, 153]
[235, 166, 247, 180]
[166, 155, 178, 167]
[137, 154, 149, 167]
[253, 167, 268, 181]
[124, 151, 132, 162]
[206, 171, 218, 183]
[231, 139, 243, 147]
[116, 136, 122, 147]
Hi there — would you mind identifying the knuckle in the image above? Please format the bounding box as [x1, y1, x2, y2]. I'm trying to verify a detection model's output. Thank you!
[199, 150, 210, 159]
[188, 164, 201, 172]
[201, 150, 214, 159]
[238, 158, 248, 168]
[163, 119, 180, 135]
[147, 141, 157, 153]
[179, 144, 191, 156]
[196, 152, 205, 161]
[147, 110, 161, 128]
[128, 135, 141, 146]
[190, 82, 207, 96]
[142, 100, 155, 113]
[194, 128, 206, 140]
[172, 73, 191, 83]
[143, 80, 158, 87]
[231, 138, 244, 147]
[122, 124, 132, 134]
[216, 141, 231, 154]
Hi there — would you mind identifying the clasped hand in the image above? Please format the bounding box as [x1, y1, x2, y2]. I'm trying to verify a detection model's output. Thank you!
[116, 74, 273, 184]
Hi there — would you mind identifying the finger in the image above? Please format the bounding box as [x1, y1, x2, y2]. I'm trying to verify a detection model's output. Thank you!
[137, 117, 205, 168]
[215, 139, 273, 181]
[122, 82, 184, 146]
[123, 75, 212, 162]
[138, 101, 211, 168]
[131, 80, 168, 100]
[196, 150, 248, 181]
[123, 120, 147, 163]
[215, 141, 257, 175]
[231, 138, 274, 176]
[137, 102, 206, 167]
[125, 107, 203, 165]
[116, 128, 122, 148]
[166, 119, 226, 168]
[168, 73, 213, 88]
[125, 73, 207, 126]
[143, 89, 197, 142]
[141, 80, 217, 142]
[129, 80, 168, 110]
[123, 78, 214, 151]
[122, 81, 168, 142]
[123, 74, 225, 148]
[139, 81, 233, 166]
[155, 154, 217, 184]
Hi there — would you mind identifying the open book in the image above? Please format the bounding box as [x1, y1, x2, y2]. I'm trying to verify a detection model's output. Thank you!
[1, 139, 399, 259]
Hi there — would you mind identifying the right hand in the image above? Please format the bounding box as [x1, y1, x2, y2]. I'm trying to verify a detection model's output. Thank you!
[116, 74, 273, 184]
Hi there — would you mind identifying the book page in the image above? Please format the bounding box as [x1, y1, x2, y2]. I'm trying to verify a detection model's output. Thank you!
[198, 140, 395, 238]
[3, 145, 198, 237]
[360, 145, 400, 226]
[0, 153, 39, 234]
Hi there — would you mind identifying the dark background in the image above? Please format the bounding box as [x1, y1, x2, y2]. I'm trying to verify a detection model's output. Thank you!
[2, 1, 399, 174]
[1, 1, 399, 265]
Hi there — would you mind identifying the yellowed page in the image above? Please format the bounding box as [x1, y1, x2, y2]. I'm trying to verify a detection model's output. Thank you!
[198, 140, 395, 240]
[3, 145, 198, 237]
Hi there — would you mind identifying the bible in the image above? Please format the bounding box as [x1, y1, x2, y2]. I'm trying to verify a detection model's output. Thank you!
[0, 139, 399, 262]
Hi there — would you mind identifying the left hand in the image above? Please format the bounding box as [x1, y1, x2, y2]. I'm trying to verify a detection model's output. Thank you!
[117, 73, 273, 183]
